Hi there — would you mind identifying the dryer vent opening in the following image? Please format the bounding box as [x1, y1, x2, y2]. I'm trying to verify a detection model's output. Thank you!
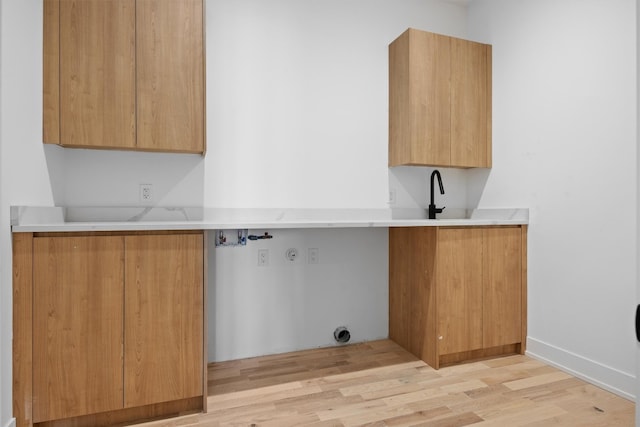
[333, 327, 351, 343]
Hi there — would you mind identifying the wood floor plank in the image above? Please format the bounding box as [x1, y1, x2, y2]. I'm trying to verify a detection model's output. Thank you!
[474, 403, 568, 426]
[203, 401, 277, 424]
[210, 384, 324, 411]
[208, 381, 303, 404]
[406, 393, 474, 413]
[134, 340, 633, 427]
[274, 391, 365, 414]
[383, 406, 452, 426]
[503, 371, 574, 391]
[314, 399, 389, 422]
[340, 379, 408, 396]
[357, 382, 426, 401]
[339, 405, 415, 427]
[422, 411, 485, 426]
[440, 379, 489, 394]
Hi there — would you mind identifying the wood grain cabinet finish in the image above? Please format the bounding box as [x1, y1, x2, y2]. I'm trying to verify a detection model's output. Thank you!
[389, 226, 526, 369]
[17, 231, 205, 427]
[136, 0, 205, 153]
[435, 228, 484, 356]
[389, 28, 492, 168]
[124, 234, 204, 408]
[33, 236, 125, 422]
[43, 0, 205, 154]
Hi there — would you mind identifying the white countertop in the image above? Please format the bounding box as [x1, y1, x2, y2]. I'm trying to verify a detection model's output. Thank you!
[11, 206, 528, 232]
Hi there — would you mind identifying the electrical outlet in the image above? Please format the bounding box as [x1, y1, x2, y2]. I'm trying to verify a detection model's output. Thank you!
[308, 248, 319, 264]
[139, 184, 153, 203]
[258, 249, 269, 266]
[388, 189, 396, 205]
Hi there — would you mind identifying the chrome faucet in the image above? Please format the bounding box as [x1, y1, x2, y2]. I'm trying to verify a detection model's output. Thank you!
[429, 170, 445, 219]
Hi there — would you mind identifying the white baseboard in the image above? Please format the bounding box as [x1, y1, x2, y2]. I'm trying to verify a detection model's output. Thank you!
[5, 418, 16, 427]
[526, 337, 635, 401]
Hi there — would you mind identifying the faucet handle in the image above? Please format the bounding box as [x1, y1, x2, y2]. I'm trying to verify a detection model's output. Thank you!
[428, 204, 445, 219]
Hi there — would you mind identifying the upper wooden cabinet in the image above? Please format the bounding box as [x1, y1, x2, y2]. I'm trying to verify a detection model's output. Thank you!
[389, 28, 491, 168]
[43, 0, 205, 154]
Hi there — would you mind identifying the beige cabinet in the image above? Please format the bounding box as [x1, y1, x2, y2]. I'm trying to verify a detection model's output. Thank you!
[389, 226, 526, 369]
[21, 231, 204, 426]
[389, 28, 492, 168]
[43, 0, 205, 154]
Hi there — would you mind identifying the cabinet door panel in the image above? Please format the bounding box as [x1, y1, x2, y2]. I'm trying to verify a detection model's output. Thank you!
[450, 38, 490, 167]
[33, 236, 124, 422]
[124, 234, 204, 407]
[410, 30, 451, 167]
[59, 0, 136, 148]
[389, 29, 450, 167]
[436, 228, 483, 355]
[136, 0, 205, 153]
[483, 228, 522, 348]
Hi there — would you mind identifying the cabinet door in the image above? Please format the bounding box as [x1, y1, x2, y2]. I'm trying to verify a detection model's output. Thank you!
[33, 236, 124, 422]
[483, 228, 522, 348]
[450, 38, 491, 168]
[124, 233, 204, 407]
[59, 0, 136, 149]
[136, 0, 205, 153]
[389, 29, 450, 167]
[436, 228, 483, 355]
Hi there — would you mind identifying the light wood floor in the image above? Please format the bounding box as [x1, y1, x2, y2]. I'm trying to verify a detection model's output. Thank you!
[138, 340, 634, 426]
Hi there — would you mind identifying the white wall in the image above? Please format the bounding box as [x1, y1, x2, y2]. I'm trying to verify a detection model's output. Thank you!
[201, 0, 469, 361]
[0, 1, 469, 423]
[636, 1, 640, 421]
[202, 0, 467, 209]
[0, 1, 4, 421]
[2, 0, 635, 424]
[0, 1, 61, 424]
[0, 1, 4, 423]
[209, 228, 389, 361]
[469, 0, 637, 399]
[635, 0, 640, 425]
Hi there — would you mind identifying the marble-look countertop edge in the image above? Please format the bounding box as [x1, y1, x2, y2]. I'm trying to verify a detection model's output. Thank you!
[11, 219, 529, 233]
[11, 206, 529, 232]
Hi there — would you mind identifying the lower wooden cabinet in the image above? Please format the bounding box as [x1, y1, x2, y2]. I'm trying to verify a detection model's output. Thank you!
[124, 234, 204, 408]
[33, 236, 125, 422]
[389, 226, 527, 369]
[15, 231, 205, 427]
